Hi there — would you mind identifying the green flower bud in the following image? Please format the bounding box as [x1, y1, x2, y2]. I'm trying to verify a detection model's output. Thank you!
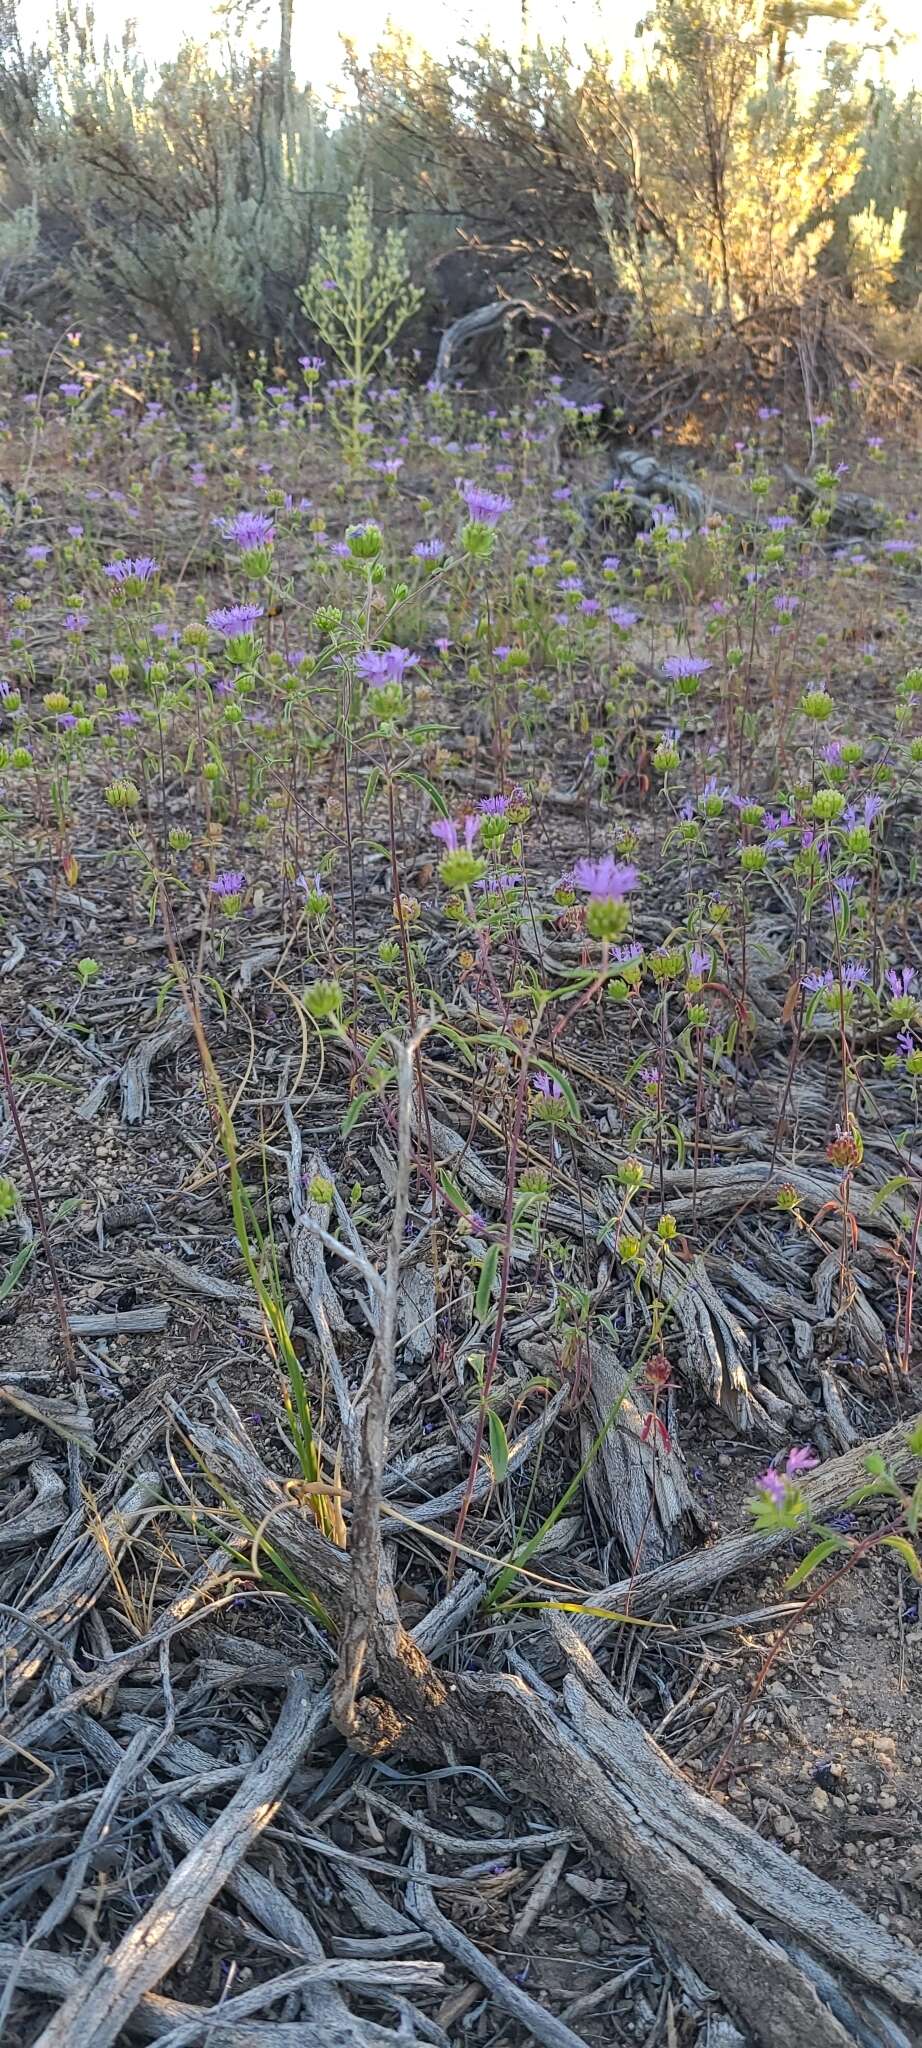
[650, 948, 683, 982]
[586, 895, 630, 943]
[347, 521, 382, 560]
[800, 688, 834, 721]
[367, 682, 405, 724]
[304, 979, 343, 1021]
[438, 849, 488, 890]
[105, 777, 141, 809]
[461, 520, 495, 559]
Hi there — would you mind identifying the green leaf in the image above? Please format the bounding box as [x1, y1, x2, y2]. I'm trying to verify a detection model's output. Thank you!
[341, 1082, 387, 1136]
[437, 1170, 470, 1218]
[155, 972, 177, 1021]
[871, 1174, 910, 1214]
[405, 772, 449, 817]
[205, 973, 228, 1020]
[906, 1422, 922, 1457]
[487, 1408, 509, 1483]
[361, 766, 381, 816]
[848, 1475, 902, 1506]
[427, 1021, 476, 1066]
[881, 1534, 922, 1581]
[475, 1242, 500, 1324]
[0, 1240, 35, 1304]
[784, 1536, 843, 1589]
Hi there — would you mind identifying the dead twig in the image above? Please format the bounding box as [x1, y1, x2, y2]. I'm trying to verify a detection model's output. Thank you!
[332, 1026, 425, 1745]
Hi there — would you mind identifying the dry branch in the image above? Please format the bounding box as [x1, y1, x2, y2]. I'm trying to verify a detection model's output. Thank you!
[0, 1468, 160, 1702]
[31, 1674, 328, 2048]
[166, 1398, 922, 2044]
[332, 1033, 419, 1742]
[406, 1834, 591, 2048]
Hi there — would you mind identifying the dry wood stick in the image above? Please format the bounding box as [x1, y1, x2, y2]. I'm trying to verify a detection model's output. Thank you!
[331, 1029, 425, 1743]
[31, 1675, 326, 2048]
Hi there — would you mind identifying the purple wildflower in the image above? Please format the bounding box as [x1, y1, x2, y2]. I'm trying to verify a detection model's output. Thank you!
[460, 482, 513, 527]
[479, 794, 509, 815]
[803, 968, 834, 993]
[207, 604, 264, 636]
[841, 960, 869, 989]
[662, 654, 712, 682]
[103, 556, 159, 583]
[571, 856, 638, 900]
[533, 1072, 563, 1099]
[413, 538, 445, 559]
[356, 647, 416, 685]
[756, 1468, 787, 1507]
[608, 605, 639, 630]
[477, 872, 522, 892]
[431, 814, 482, 855]
[887, 966, 916, 1000]
[215, 510, 275, 549]
[786, 1445, 819, 1476]
[25, 543, 50, 563]
[689, 947, 711, 977]
[211, 870, 246, 898]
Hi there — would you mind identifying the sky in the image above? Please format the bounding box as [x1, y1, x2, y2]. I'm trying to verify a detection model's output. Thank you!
[12, 0, 922, 99]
